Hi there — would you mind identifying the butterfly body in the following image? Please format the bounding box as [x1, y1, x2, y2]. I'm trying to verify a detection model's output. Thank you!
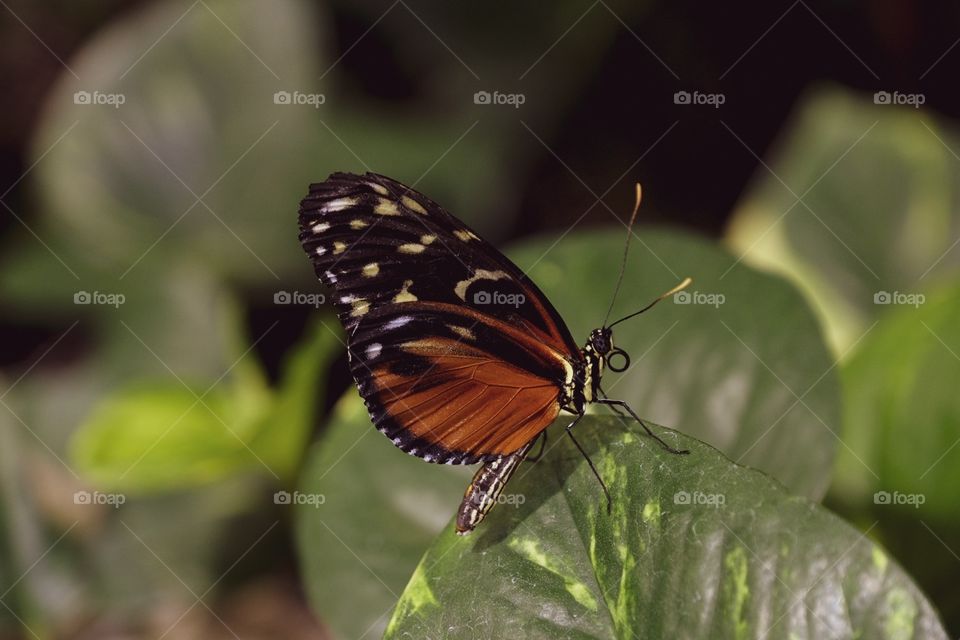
[299, 172, 686, 535]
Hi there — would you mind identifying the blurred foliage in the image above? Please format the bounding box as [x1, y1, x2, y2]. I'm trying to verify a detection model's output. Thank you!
[71, 315, 339, 492]
[727, 86, 960, 633]
[385, 417, 947, 640]
[296, 394, 470, 640]
[0, 0, 958, 636]
[832, 281, 960, 520]
[726, 87, 960, 358]
[295, 227, 843, 638]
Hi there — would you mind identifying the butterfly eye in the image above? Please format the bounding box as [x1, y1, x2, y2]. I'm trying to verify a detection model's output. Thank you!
[606, 348, 630, 372]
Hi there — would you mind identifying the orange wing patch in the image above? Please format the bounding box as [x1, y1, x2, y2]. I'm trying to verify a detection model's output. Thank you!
[371, 337, 560, 458]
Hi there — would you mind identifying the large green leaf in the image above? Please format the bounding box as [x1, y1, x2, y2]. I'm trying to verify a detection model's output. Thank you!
[833, 280, 960, 518]
[385, 417, 947, 639]
[295, 227, 840, 637]
[510, 228, 839, 499]
[725, 86, 960, 357]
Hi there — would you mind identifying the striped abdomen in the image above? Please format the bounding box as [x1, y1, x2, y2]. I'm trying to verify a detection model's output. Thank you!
[455, 441, 535, 535]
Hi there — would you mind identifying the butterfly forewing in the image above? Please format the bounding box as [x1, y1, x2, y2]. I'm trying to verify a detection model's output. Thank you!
[298, 172, 580, 464]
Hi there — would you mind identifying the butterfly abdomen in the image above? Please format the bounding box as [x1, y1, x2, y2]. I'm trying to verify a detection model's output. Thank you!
[455, 440, 535, 535]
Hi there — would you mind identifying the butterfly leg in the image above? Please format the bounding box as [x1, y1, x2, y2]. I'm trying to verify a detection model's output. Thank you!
[598, 385, 629, 420]
[564, 413, 612, 514]
[526, 430, 549, 462]
[596, 398, 690, 455]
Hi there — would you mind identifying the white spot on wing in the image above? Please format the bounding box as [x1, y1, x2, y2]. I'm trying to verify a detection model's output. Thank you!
[333, 241, 347, 254]
[366, 343, 382, 359]
[362, 262, 380, 277]
[384, 316, 413, 331]
[350, 219, 368, 229]
[398, 243, 425, 254]
[322, 197, 358, 212]
[324, 270, 337, 283]
[368, 182, 389, 195]
[312, 222, 330, 233]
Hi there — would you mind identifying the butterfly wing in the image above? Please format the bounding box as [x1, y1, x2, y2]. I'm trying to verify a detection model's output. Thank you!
[298, 172, 579, 464]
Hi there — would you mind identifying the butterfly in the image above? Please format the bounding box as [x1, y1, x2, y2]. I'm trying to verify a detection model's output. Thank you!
[298, 172, 691, 535]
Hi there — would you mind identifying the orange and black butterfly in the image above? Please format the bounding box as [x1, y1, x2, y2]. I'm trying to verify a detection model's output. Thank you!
[298, 172, 691, 534]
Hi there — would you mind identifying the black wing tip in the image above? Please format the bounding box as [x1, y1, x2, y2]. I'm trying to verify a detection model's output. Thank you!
[305, 171, 396, 194]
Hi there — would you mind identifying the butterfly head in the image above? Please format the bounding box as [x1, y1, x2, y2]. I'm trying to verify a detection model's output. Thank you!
[588, 327, 630, 373]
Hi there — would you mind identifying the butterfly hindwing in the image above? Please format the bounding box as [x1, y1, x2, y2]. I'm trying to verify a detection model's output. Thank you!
[298, 172, 580, 464]
[348, 302, 569, 464]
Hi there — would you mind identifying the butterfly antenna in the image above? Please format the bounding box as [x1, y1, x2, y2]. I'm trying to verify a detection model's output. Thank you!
[602, 183, 644, 327]
[607, 276, 693, 329]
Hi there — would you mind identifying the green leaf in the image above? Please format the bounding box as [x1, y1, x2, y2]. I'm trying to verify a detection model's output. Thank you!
[725, 86, 960, 357]
[834, 280, 960, 521]
[385, 417, 948, 640]
[249, 318, 342, 479]
[70, 383, 266, 492]
[71, 315, 337, 492]
[509, 228, 840, 499]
